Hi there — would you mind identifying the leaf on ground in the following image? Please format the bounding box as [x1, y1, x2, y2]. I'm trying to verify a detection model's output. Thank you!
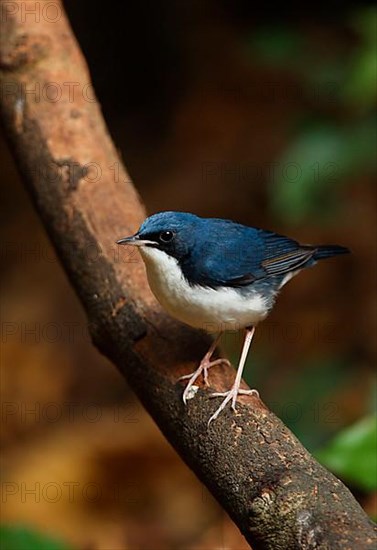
[0, 525, 72, 550]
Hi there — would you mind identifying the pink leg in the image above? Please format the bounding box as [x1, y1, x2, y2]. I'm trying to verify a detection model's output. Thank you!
[180, 333, 231, 404]
[208, 327, 259, 424]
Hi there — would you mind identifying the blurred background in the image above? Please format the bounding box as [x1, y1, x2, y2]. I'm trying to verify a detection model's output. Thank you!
[1, 2, 376, 549]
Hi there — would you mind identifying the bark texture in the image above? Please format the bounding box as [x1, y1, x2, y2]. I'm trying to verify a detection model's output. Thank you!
[1, 2, 376, 548]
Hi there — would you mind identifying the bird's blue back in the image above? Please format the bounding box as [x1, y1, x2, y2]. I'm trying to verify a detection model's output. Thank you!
[138, 212, 348, 289]
[181, 218, 300, 287]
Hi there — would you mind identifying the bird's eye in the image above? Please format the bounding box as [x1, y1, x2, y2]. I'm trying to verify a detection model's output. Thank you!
[159, 230, 174, 243]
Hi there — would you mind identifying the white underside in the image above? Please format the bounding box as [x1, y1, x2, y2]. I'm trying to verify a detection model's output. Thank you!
[140, 247, 271, 331]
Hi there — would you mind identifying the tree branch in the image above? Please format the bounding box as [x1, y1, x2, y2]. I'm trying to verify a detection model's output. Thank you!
[0, 2, 375, 548]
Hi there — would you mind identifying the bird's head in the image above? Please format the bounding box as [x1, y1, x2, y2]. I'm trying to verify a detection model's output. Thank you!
[116, 211, 200, 262]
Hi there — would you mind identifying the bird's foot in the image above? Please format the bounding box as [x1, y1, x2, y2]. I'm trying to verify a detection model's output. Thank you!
[179, 357, 231, 404]
[208, 386, 259, 424]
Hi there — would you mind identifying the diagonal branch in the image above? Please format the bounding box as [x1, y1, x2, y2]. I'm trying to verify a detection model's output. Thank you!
[0, 2, 375, 548]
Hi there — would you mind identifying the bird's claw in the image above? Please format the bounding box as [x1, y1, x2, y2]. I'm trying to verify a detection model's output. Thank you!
[180, 358, 231, 404]
[178, 372, 197, 382]
[208, 387, 259, 425]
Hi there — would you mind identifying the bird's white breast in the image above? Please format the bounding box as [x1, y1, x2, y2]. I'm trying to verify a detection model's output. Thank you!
[139, 247, 269, 331]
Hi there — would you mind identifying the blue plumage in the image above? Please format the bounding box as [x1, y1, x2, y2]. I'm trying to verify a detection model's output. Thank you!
[117, 211, 349, 423]
[136, 211, 348, 290]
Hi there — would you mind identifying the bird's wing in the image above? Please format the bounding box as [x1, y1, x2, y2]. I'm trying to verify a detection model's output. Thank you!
[188, 223, 316, 288]
[259, 231, 316, 276]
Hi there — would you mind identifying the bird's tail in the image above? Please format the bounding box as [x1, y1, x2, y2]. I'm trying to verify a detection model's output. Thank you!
[313, 244, 350, 260]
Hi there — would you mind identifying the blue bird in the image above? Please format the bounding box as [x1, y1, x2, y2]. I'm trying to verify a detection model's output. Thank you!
[117, 211, 349, 423]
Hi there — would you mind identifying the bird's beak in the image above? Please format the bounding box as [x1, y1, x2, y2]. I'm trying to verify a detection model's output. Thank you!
[116, 234, 155, 247]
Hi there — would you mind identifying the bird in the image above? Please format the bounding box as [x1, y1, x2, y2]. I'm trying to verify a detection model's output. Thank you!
[116, 211, 349, 424]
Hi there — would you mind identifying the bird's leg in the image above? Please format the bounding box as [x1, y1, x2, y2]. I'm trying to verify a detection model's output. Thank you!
[180, 333, 231, 404]
[208, 326, 258, 424]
